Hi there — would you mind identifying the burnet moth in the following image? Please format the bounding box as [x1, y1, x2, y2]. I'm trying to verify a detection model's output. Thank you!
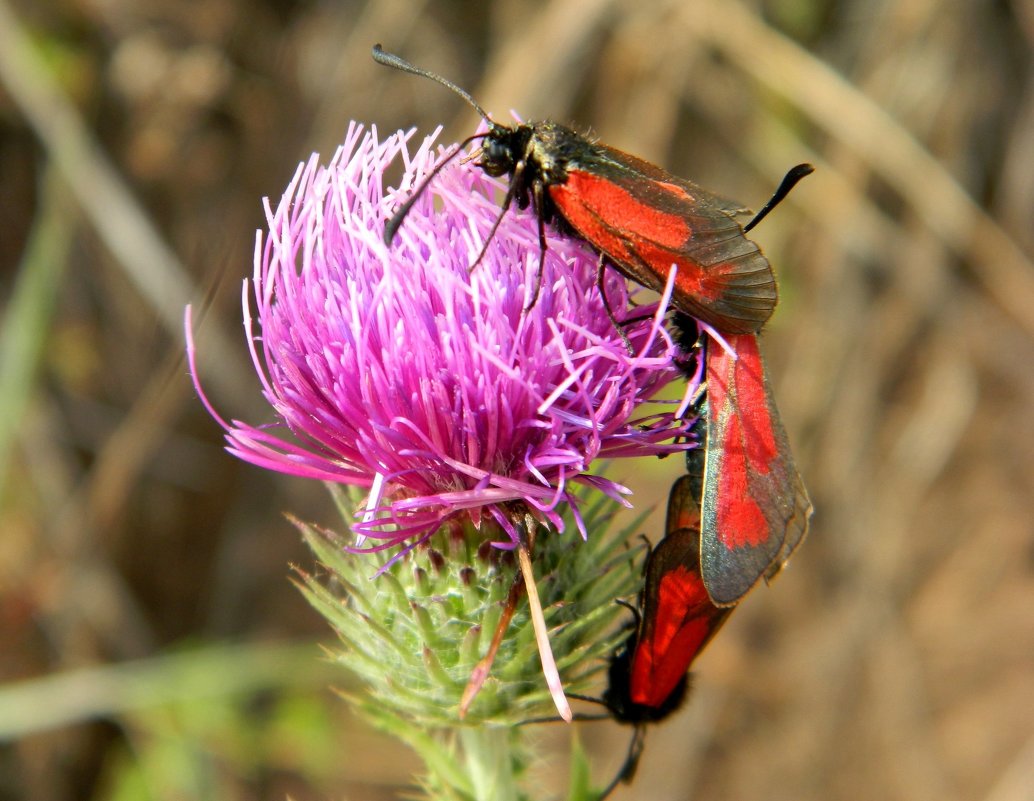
[673, 314, 812, 606]
[372, 45, 802, 334]
[518, 457, 731, 797]
[597, 448, 734, 796]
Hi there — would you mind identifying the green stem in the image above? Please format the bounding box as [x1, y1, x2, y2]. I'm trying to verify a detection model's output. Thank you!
[459, 726, 522, 801]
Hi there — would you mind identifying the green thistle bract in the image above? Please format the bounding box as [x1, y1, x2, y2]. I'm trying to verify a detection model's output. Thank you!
[295, 485, 646, 729]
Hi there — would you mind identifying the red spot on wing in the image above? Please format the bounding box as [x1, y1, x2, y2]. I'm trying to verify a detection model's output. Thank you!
[707, 334, 781, 550]
[666, 472, 702, 534]
[551, 170, 692, 251]
[700, 331, 812, 605]
[550, 170, 773, 334]
[657, 180, 691, 198]
[713, 431, 770, 548]
[629, 560, 718, 708]
[551, 175, 737, 305]
[667, 249, 738, 304]
[711, 335, 780, 465]
[627, 476, 732, 710]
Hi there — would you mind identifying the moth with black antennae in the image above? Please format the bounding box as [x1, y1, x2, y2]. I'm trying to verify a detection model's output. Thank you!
[519, 455, 736, 800]
[373, 44, 812, 334]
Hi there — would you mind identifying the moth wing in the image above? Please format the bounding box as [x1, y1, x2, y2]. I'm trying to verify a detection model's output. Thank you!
[700, 334, 812, 606]
[630, 481, 733, 708]
[548, 145, 776, 333]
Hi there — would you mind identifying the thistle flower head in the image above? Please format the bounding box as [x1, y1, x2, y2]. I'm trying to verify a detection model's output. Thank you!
[188, 122, 694, 554]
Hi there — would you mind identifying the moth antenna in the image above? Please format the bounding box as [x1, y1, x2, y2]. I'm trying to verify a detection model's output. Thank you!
[383, 132, 489, 245]
[744, 163, 814, 232]
[372, 44, 494, 124]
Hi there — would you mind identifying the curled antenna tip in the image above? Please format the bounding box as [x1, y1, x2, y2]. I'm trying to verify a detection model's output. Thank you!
[369, 44, 492, 122]
[743, 163, 815, 233]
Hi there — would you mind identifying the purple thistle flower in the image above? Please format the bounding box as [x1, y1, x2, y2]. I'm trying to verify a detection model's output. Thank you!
[187, 122, 695, 555]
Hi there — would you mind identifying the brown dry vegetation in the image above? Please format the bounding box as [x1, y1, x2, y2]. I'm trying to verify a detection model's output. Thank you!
[1, 1, 1032, 800]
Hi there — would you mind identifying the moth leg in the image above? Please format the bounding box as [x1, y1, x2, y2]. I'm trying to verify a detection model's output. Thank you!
[521, 178, 549, 313]
[596, 255, 635, 354]
[470, 159, 524, 275]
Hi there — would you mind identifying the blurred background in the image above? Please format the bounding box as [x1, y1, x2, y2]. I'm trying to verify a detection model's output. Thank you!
[1, 0, 1032, 799]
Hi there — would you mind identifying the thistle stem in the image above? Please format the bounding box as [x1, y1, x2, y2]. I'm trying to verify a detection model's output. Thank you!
[459, 726, 521, 801]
